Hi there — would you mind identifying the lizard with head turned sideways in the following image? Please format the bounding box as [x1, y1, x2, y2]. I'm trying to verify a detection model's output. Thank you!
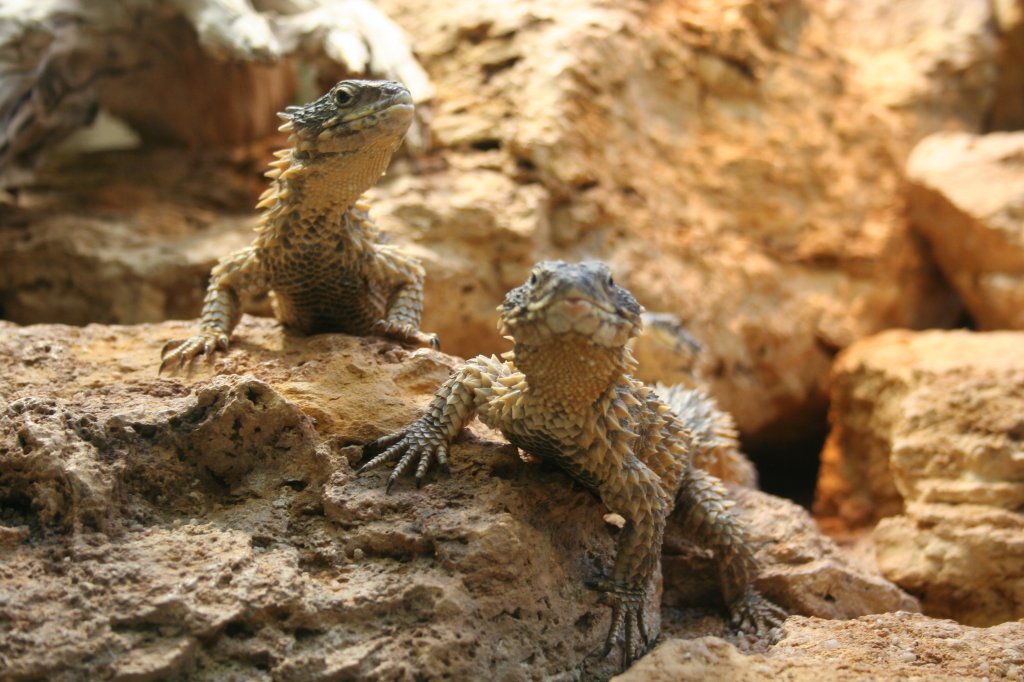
[161, 79, 438, 372]
[360, 260, 786, 669]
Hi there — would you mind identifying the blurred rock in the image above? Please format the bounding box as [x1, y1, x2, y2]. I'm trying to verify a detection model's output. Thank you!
[0, 317, 911, 680]
[990, 0, 1024, 130]
[907, 131, 1024, 329]
[614, 612, 1024, 681]
[875, 503, 1024, 627]
[821, 0, 1000, 140]
[814, 329, 1024, 624]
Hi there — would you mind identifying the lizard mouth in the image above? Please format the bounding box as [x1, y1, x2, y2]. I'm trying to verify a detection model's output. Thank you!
[513, 295, 637, 348]
[559, 296, 616, 316]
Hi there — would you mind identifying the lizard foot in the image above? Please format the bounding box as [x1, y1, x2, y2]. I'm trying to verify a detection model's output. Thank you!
[160, 332, 229, 374]
[372, 320, 440, 349]
[729, 585, 787, 635]
[596, 583, 655, 669]
[359, 421, 449, 491]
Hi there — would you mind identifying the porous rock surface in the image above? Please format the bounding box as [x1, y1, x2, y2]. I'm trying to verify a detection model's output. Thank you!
[815, 329, 1024, 625]
[1, 0, 975, 445]
[0, 318, 910, 680]
[907, 131, 1024, 330]
[614, 612, 1024, 682]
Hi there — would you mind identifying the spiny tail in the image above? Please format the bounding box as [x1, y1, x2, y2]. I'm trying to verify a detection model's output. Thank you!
[657, 383, 757, 488]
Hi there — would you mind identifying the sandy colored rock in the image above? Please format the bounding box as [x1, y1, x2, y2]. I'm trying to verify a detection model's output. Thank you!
[0, 318, 909, 680]
[816, 329, 1024, 525]
[665, 489, 919, 621]
[614, 612, 1024, 681]
[875, 503, 1024, 627]
[0, 0, 965, 447]
[907, 131, 1024, 329]
[821, 0, 1000, 139]
[815, 329, 1024, 625]
[990, 0, 1024, 131]
[0, 150, 270, 326]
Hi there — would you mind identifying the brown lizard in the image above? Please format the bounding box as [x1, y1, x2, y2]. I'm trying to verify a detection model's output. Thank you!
[360, 260, 785, 668]
[161, 79, 438, 372]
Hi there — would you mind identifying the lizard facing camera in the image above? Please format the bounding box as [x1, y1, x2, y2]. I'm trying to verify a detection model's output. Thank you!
[361, 260, 786, 671]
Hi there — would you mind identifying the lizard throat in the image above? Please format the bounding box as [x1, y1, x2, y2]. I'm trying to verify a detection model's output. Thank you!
[512, 336, 635, 410]
[255, 142, 395, 247]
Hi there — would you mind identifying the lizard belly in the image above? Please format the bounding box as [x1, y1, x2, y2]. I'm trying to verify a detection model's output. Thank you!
[270, 259, 387, 335]
[501, 422, 603, 493]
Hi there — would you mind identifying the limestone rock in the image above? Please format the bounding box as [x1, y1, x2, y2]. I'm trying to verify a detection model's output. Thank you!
[821, 0, 1001, 140]
[614, 612, 1024, 681]
[874, 503, 1024, 627]
[814, 329, 1024, 625]
[664, 486, 917, 623]
[0, 0, 431, 182]
[907, 131, 1024, 329]
[0, 0, 965, 447]
[990, 0, 1024, 131]
[0, 318, 910, 680]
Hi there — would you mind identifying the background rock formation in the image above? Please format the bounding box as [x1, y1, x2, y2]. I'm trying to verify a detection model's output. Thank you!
[815, 330, 1024, 625]
[907, 131, 1024, 330]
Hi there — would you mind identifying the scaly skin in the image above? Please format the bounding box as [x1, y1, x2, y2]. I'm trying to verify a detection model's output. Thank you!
[161, 79, 438, 372]
[360, 261, 785, 670]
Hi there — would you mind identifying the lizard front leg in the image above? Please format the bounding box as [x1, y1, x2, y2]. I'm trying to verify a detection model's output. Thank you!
[673, 467, 787, 632]
[592, 459, 671, 667]
[360, 357, 508, 489]
[373, 280, 439, 349]
[370, 245, 440, 349]
[161, 246, 264, 373]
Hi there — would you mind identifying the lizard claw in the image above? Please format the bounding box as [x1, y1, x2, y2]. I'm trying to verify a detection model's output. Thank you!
[359, 422, 449, 491]
[159, 332, 229, 374]
[729, 585, 787, 635]
[597, 583, 654, 668]
[372, 320, 440, 350]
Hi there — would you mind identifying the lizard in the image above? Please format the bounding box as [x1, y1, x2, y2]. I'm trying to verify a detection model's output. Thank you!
[161, 79, 438, 372]
[359, 260, 786, 669]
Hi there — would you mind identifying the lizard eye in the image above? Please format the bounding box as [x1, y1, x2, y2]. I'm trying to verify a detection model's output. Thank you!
[607, 274, 615, 287]
[333, 87, 355, 106]
[529, 273, 538, 286]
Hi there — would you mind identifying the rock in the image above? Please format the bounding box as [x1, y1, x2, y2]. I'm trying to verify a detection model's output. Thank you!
[814, 329, 1024, 624]
[614, 612, 1024, 681]
[0, 0, 431, 182]
[907, 131, 1024, 330]
[0, 0, 965, 447]
[663, 486, 917, 625]
[874, 503, 1024, 627]
[0, 318, 910, 680]
[0, 149, 270, 326]
[821, 0, 1001, 140]
[990, 0, 1024, 131]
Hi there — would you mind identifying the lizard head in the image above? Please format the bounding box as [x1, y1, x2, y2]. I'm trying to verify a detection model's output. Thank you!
[500, 261, 643, 348]
[277, 80, 414, 158]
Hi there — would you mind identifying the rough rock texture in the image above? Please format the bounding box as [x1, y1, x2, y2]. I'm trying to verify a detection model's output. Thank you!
[907, 131, 1024, 330]
[614, 612, 1024, 681]
[0, 0, 972, 446]
[991, 0, 1024, 131]
[815, 329, 1024, 625]
[0, 150, 268, 326]
[0, 0, 433, 184]
[821, 0, 1001, 139]
[0, 318, 911, 680]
